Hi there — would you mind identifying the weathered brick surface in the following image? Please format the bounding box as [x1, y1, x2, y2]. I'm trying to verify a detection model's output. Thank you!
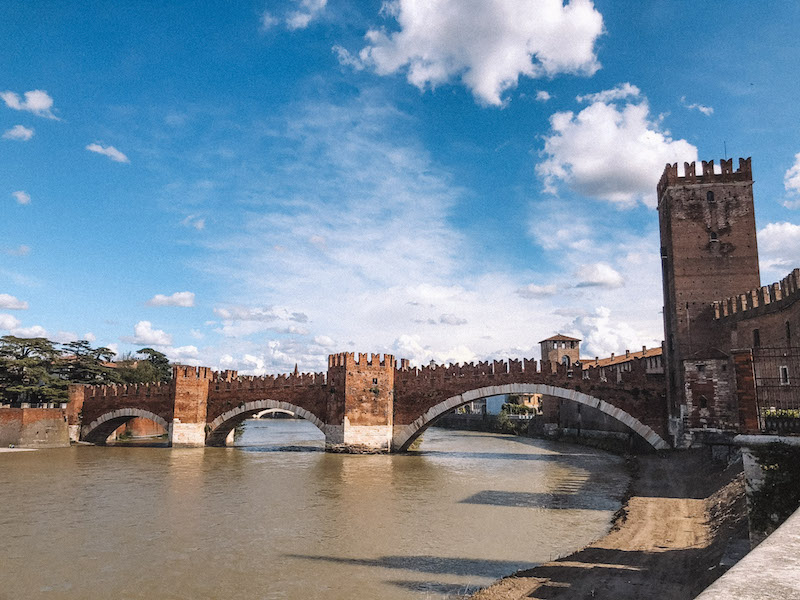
[73, 354, 668, 447]
[0, 407, 69, 447]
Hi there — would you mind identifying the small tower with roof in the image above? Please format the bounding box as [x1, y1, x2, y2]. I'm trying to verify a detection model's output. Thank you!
[539, 334, 581, 372]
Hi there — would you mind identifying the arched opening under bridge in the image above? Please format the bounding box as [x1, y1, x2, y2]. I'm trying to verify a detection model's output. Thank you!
[254, 408, 297, 419]
[206, 399, 325, 446]
[82, 408, 170, 445]
[392, 384, 669, 452]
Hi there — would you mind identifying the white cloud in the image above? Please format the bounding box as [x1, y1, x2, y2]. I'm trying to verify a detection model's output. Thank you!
[260, 10, 279, 30]
[0, 294, 28, 310]
[286, 0, 327, 29]
[571, 306, 655, 358]
[0, 89, 57, 119]
[575, 262, 624, 288]
[516, 283, 557, 298]
[181, 215, 205, 230]
[12, 191, 31, 205]
[757, 222, 800, 280]
[332, 45, 365, 70]
[52, 331, 79, 344]
[86, 143, 130, 163]
[576, 82, 640, 103]
[146, 291, 195, 307]
[355, 0, 604, 106]
[439, 313, 468, 326]
[165, 345, 200, 361]
[536, 92, 698, 207]
[2, 125, 34, 141]
[0, 314, 21, 330]
[535, 90, 552, 102]
[313, 335, 336, 348]
[680, 96, 714, 116]
[10, 324, 48, 338]
[784, 153, 800, 201]
[84, 332, 97, 342]
[127, 321, 173, 347]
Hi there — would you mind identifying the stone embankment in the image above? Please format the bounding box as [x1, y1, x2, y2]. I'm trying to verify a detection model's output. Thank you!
[471, 450, 748, 600]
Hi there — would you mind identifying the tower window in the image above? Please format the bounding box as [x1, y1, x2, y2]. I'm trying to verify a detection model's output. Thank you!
[709, 231, 718, 242]
[780, 366, 790, 386]
[753, 329, 761, 348]
[699, 395, 708, 409]
[707, 191, 715, 203]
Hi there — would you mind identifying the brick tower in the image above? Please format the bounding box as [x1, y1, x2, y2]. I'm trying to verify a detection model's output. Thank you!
[539, 334, 581, 373]
[658, 158, 760, 425]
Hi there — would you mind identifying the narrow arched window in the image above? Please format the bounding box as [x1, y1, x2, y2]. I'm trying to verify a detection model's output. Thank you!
[707, 191, 715, 203]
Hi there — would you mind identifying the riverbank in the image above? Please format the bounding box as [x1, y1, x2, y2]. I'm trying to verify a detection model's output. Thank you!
[0, 447, 37, 452]
[471, 450, 747, 600]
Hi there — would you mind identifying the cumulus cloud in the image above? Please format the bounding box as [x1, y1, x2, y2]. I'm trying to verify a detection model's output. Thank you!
[576, 82, 640, 104]
[784, 153, 800, 202]
[571, 306, 656, 358]
[146, 291, 195, 307]
[0, 314, 21, 330]
[86, 143, 129, 163]
[2, 125, 34, 141]
[680, 96, 714, 116]
[757, 222, 800, 279]
[10, 324, 48, 338]
[0, 294, 29, 310]
[353, 0, 604, 106]
[165, 345, 200, 361]
[286, 0, 327, 29]
[575, 262, 624, 288]
[535, 90, 552, 102]
[84, 332, 97, 342]
[127, 321, 173, 346]
[12, 191, 30, 205]
[537, 90, 698, 207]
[313, 335, 336, 348]
[0, 89, 57, 119]
[516, 283, 557, 298]
[260, 11, 279, 30]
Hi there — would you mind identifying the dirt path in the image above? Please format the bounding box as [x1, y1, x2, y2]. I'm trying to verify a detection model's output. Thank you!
[471, 451, 746, 600]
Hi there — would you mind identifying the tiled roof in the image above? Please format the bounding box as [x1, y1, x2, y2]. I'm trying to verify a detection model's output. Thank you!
[580, 346, 663, 368]
[540, 334, 581, 342]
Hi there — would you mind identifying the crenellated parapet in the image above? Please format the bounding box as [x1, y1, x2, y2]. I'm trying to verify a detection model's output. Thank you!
[657, 157, 752, 199]
[328, 352, 396, 369]
[713, 268, 800, 321]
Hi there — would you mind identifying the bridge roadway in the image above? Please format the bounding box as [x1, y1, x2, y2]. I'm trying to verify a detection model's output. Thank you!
[67, 352, 669, 451]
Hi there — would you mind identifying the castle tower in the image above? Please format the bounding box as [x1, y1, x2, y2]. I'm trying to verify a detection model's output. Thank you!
[326, 352, 395, 450]
[539, 334, 581, 373]
[657, 158, 760, 424]
[170, 365, 211, 446]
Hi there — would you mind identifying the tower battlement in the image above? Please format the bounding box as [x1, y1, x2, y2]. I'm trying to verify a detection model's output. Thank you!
[173, 365, 212, 380]
[657, 157, 752, 199]
[713, 268, 800, 320]
[327, 352, 395, 369]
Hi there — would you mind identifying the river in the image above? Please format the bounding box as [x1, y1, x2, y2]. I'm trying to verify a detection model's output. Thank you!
[0, 420, 629, 599]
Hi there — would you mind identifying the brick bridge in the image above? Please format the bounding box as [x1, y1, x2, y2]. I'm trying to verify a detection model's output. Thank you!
[68, 351, 669, 451]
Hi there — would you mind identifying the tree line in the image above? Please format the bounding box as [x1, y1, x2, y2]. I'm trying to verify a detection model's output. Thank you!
[0, 335, 172, 405]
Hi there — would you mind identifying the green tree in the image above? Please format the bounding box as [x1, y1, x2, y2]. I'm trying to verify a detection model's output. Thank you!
[0, 336, 66, 404]
[58, 340, 117, 384]
[114, 348, 172, 384]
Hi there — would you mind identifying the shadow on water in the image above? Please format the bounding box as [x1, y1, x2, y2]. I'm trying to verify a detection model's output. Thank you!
[460, 490, 621, 512]
[238, 445, 324, 453]
[284, 554, 533, 578]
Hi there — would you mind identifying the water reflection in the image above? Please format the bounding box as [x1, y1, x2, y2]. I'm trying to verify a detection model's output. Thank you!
[0, 421, 629, 600]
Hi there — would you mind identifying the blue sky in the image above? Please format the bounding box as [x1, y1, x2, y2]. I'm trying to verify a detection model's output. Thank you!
[2, 0, 800, 374]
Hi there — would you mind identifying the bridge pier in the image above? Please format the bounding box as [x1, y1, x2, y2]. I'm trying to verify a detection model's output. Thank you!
[169, 366, 211, 447]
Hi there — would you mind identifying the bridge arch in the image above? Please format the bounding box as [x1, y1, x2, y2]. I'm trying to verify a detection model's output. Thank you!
[206, 400, 325, 446]
[254, 408, 296, 418]
[82, 408, 169, 445]
[392, 384, 669, 452]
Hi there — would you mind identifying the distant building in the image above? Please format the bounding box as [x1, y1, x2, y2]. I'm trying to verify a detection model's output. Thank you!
[539, 334, 581, 371]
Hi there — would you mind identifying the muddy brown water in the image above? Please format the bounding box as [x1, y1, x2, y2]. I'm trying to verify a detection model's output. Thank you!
[0, 421, 629, 599]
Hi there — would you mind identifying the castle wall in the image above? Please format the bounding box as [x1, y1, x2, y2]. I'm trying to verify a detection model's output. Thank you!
[0, 408, 70, 448]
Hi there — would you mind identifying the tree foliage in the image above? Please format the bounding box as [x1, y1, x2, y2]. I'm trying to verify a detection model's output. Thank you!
[0, 336, 172, 405]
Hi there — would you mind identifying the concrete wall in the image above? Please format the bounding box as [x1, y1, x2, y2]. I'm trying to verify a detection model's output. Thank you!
[695, 504, 800, 599]
[0, 407, 70, 448]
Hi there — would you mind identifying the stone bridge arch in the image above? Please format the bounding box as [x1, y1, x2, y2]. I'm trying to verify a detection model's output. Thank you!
[206, 399, 326, 446]
[82, 408, 170, 445]
[254, 408, 296, 418]
[392, 383, 670, 452]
